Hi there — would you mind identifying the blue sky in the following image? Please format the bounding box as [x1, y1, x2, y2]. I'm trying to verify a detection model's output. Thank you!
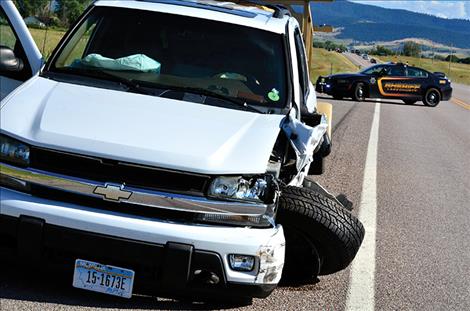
[351, 1, 470, 20]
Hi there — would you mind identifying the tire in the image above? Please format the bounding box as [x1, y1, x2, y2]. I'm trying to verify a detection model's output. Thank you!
[423, 88, 441, 107]
[403, 99, 417, 105]
[277, 186, 365, 279]
[352, 82, 366, 102]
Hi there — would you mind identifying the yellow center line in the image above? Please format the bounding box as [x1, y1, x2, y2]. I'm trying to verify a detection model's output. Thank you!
[451, 98, 470, 110]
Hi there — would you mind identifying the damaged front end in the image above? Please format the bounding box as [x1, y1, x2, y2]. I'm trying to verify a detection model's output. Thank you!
[199, 174, 280, 227]
[267, 108, 331, 189]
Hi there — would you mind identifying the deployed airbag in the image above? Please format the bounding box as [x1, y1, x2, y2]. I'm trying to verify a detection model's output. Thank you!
[72, 54, 161, 73]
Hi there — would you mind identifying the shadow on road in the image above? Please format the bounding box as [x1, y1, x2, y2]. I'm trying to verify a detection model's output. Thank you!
[0, 260, 250, 310]
[317, 95, 432, 107]
[0, 259, 319, 310]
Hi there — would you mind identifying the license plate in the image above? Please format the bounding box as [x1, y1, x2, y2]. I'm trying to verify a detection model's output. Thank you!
[72, 259, 135, 298]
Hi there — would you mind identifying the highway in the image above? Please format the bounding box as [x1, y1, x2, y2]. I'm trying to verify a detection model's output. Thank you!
[1, 90, 469, 310]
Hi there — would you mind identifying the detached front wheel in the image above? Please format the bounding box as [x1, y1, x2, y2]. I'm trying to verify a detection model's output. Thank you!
[277, 186, 365, 282]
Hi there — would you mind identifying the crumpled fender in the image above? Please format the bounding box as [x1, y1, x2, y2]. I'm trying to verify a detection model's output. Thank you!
[281, 109, 328, 172]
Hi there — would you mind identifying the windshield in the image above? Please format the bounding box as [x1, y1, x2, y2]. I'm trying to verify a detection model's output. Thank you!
[361, 65, 392, 76]
[48, 7, 288, 110]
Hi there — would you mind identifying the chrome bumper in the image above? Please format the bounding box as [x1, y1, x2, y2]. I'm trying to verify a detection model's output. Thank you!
[0, 163, 268, 216]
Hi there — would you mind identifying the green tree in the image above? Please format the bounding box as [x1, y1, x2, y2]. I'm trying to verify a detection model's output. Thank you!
[370, 45, 395, 56]
[57, 0, 90, 26]
[445, 55, 460, 63]
[403, 41, 421, 57]
[313, 41, 325, 49]
[14, 0, 50, 18]
[459, 57, 470, 64]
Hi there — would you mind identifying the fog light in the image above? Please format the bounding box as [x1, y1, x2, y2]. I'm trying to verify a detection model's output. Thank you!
[229, 254, 255, 272]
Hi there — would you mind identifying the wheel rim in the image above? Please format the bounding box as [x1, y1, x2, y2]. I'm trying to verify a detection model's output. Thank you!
[427, 91, 438, 105]
[356, 85, 364, 99]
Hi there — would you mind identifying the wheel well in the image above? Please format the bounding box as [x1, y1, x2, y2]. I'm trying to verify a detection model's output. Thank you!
[352, 81, 369, 97]
[425, 87, 442, 99]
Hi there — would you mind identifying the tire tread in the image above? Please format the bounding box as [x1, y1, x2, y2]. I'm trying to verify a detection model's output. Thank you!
[278, 186, 365, 275]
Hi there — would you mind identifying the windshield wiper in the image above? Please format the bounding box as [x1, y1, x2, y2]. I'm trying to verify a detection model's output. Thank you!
[47, 67, 264, 113]
[49, 67, 154, 96]
[140, 83, 264, 114]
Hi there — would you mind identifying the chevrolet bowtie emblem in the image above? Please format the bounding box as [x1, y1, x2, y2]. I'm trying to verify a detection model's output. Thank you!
[93, 183, 132, 201]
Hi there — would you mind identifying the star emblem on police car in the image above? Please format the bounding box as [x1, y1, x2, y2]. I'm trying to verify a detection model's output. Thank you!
[93, 183, 132, 202]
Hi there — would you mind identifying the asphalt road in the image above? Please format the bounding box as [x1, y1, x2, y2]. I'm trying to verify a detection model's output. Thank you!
[1, 90, 469, 310]
[343, 52, 373, 69]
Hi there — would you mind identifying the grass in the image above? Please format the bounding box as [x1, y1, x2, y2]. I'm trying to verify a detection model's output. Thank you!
[310, 48, 359, 82]
[29, 27, 66, 59]
[0, 25, 65, 60]
[377, 55, 470, 85]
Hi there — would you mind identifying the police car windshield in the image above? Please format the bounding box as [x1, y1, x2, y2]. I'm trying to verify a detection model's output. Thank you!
[361, 65, 390, 75]
[49, 6, 288, 109]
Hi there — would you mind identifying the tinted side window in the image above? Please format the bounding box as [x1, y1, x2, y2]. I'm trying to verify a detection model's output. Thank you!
[0, 8, 33, 81]
[294, 29, 309, 99]
[388, 66, 406, 77]
[407, 67, 428, 78]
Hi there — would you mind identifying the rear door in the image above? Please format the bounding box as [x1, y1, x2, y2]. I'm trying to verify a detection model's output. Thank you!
[0, 0, 42, 100]
[377, 65, 421, 99]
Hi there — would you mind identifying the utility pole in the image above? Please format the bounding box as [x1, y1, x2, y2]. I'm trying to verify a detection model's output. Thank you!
[431, 43, 435, 64]
[449, 43, 453, 76]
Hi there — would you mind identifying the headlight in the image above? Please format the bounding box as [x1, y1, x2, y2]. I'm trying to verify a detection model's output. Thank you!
[208, 176, 271, 203]
[0, 135, 30, 167]
[199, 175, 279, 227]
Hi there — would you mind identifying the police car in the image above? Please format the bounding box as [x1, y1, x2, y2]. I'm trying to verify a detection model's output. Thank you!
[316, 63, 453, 107]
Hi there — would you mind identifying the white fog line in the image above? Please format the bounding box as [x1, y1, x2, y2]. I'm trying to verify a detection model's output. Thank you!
[345, 102, 380, 311]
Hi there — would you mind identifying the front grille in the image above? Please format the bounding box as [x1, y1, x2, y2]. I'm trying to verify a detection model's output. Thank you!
[31, 184, 198, 223]
[30, 147, 211, 195]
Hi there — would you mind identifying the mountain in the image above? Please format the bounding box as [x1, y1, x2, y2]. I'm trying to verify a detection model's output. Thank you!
[310, 0, 470, 49]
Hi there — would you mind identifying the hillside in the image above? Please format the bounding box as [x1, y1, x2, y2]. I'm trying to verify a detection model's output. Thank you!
[310, 48, 359, 82]
[310, 0, 470, 49]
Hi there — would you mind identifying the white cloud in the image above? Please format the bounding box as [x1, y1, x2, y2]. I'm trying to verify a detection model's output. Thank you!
[350, 0, 470, 20]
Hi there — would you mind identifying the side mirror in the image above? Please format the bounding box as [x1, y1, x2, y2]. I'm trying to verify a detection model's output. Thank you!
[0, 46, 24, 73]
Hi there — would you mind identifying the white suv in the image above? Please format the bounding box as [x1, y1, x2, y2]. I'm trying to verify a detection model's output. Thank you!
[0, 0, 363, 302]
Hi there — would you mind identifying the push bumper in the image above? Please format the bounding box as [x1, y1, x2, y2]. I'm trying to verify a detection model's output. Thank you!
[316, 77, 343, 96]
[0, 187, 285, 300]
[315, 77, 332, 94]
[441, 85, 453, 101]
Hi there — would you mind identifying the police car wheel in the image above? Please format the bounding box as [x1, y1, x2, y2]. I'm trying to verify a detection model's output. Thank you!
[352, 83, 366, 102]
[423, 89, 441, 107]
[403, 100, 417, 105]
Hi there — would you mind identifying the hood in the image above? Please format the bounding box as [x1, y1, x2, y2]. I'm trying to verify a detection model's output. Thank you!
[1, 77, 285, 175]
[328, 73, 366, 79]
